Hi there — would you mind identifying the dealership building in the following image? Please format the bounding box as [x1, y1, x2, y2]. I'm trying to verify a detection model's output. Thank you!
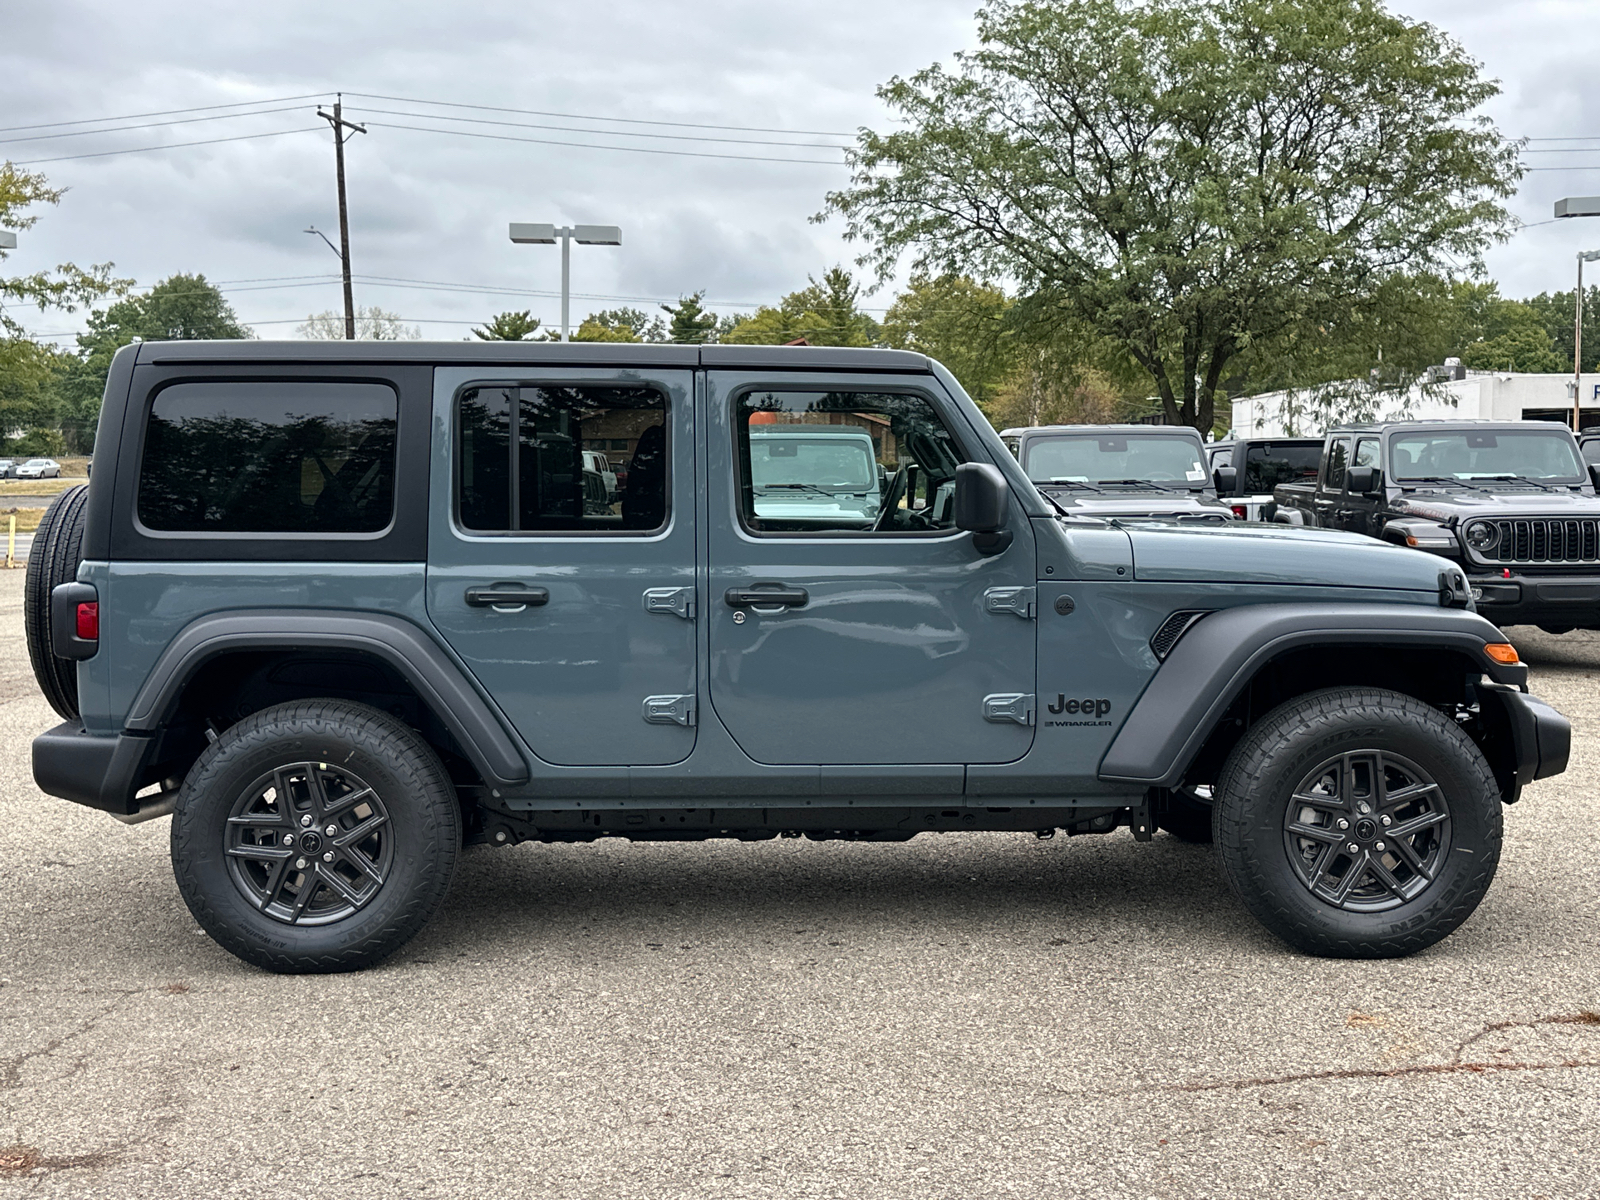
[1230, 368, 1600, 438]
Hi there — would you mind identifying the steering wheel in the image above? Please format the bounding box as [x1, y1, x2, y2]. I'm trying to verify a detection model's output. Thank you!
[872, 465, 910, 532]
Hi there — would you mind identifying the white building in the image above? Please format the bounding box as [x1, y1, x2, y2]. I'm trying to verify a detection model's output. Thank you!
[1230, 371, 1600, 438]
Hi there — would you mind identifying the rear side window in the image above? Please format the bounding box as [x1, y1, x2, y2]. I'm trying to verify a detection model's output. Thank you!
[138, 381, 397, 533]
[1322, 439, 1350, 490]
[457, 384, 667, 534]
[1243, 442, 1323, 492]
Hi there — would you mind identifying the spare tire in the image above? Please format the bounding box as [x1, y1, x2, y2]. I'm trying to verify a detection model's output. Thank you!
[25, 485, 90, 721]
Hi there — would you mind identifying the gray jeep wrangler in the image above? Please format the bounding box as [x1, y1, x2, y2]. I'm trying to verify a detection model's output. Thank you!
[26, 341, 1570, 973]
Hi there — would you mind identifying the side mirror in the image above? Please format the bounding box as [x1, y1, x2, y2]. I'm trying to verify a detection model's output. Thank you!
[1587, 463, 1600, 491]
[954, 462, 1013, 556]
[1213, 465, 1238, 494]
[1345, 465, 1379, 494]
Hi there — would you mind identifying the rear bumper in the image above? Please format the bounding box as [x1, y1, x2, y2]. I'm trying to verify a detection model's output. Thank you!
[32, 722, 155, 817]
[1480, 682, 1570, 789]
[1467, 573, 1600, 627]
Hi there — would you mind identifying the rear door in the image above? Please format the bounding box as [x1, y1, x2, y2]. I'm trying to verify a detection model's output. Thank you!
[703, 370, 1037, 767]
[1316, 437, 1350, 529]
[425, 366, 697, 767]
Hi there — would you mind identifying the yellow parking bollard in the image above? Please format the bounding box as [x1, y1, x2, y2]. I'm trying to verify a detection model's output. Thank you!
[5, 514, 13, 569]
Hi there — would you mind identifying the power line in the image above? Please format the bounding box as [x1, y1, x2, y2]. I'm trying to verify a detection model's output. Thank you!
[12, 127, 324, 165]
[0, 93, 332, 136]
[0, 106, 312, 147]
[364, 119, 845, 165]
[343, 105, 848, 150]
[345, 91, 854, 138]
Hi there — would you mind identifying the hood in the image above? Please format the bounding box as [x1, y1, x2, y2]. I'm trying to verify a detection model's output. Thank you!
[1123, 521, 1446, 592]
[1393, 488, 1600, 522]
[1045, 490, 1228, 520]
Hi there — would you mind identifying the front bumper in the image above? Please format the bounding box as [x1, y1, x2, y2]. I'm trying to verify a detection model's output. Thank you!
[1479, 681, 1570, 790]
[1466, 572, 1600, 627]
[32, 722, 160, 818]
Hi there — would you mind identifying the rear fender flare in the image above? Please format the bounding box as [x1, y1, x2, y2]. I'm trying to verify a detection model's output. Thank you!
[1097, 603, 1525, 788]
[124, 610, 530, 789]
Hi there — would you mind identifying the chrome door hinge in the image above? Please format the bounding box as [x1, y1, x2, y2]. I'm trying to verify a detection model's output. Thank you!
[642, 694, 697, 727]
[643, 587, 696, 620]
[982, 693, 1036, 726]
[984, 586, 1036, 620]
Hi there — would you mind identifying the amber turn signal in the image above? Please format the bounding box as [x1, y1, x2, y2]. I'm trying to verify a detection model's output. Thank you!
[1483, 643, 1520, 665]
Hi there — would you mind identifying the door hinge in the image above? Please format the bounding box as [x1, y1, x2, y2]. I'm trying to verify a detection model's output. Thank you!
[984, 586, 1036, 620]
[642, 694, 697, 727]
[643, 587, 696, 620]
[982, 693, 1036, 726]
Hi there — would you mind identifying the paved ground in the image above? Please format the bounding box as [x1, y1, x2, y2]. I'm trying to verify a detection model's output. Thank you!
[0, 565, 1596, 1199]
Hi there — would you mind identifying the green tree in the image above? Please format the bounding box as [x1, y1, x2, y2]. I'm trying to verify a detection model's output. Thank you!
[661, 292, 720, 344]
[573, 307, 667, 342]
[722, 268, 881, 346]
[1523, 287, 1600, 371]
[881, 274, 1013, 407]
[823, 0, 1520, 433]
[471, 310, 545, 341]
[298, 306, 417, 340]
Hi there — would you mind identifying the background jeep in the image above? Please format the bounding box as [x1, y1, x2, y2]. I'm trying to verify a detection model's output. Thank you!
[25, 341, 1568, 973]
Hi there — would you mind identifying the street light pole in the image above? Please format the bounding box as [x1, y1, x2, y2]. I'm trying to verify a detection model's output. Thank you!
[509, 223, 623, 341]
[1573, 250, 1600, 432]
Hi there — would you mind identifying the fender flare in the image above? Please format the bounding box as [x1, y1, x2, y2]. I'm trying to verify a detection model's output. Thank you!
[1097, 603, 1526, 787]
[124, 609, 530, 788]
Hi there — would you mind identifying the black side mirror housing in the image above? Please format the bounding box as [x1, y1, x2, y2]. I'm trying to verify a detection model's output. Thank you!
[1587, 463, 1600, 492]
[1345, 465, 1379, 494]
[1213, 465, 1238, 494]
[954, 462, 1013, 555]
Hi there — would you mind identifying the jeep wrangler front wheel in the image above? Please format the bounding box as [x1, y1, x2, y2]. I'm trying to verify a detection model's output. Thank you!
[1214, 687, 1501, 958]
[171, 700, 461, 973]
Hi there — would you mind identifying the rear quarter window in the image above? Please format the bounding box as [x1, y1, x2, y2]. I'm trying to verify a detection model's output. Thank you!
[137, 381, 398, 533]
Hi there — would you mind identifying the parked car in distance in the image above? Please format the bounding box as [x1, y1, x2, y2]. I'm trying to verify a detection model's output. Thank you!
[749, 425, 885, 529]
[1001, 424, 1235, 523]
[1273, 421, 1600, 632]
[25, 342, 1568, 974]
[581, 450, 617, 502]
[14, 458, 60, 479]
[0, 459, 17, 479]
[1208, 437, 1324, 521]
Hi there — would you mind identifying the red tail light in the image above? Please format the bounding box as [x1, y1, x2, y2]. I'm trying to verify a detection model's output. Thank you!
[1230, 505, 1247, 518]
[76, 602, 98, 641]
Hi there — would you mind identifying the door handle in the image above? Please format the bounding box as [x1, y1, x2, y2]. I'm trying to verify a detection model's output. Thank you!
[724, 584, 809, 609]
[465, 584, 550, 609]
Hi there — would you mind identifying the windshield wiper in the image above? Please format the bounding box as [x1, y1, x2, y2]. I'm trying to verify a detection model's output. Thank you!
[1098, 478, 1185, 491]
[1401, 476, 1496, 495]
[754, 483, 843, 497]
[1462, 473, 1561, 492]
[1037, 478, 1104, 493]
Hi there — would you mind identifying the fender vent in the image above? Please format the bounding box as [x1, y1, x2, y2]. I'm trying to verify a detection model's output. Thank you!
[1150, 610, 1210, 661]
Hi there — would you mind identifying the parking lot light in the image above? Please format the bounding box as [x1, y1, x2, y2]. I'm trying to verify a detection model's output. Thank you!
[0, 231, 16, 250]
[508, 222, 623, 341]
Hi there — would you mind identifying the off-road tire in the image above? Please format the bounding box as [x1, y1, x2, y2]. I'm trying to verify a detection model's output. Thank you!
[24, 485, 89, 720]
[1214, 687, 1501, 959]
[171, 700, 461, 973]
[1156, 788, 1214, 844]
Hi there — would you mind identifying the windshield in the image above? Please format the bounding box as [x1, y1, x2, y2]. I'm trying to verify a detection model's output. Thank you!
[750, 434, 875, 490]
[1390, 430, 1584, 482]
[1244, 443, 1323, 492]
[1022, 433, 1207, 485]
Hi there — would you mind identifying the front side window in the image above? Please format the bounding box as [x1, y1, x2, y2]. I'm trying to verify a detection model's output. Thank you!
[138, 381, 397, 533]
[1353, 438, 1380, 468]
[458, 384, 667, 534]
[736, 390, 966, 534]
[1021, 433, 1207, 486]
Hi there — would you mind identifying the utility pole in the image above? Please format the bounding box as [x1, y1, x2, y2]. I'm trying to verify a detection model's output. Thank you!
[1573, 251, 1600, 432]
[316, 94, 366, 340]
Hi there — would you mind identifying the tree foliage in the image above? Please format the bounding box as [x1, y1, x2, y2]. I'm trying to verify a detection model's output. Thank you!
[298, 306, 418, 341]
[823, 0, 1521, 432]
[471, 310, 546, 341]
[722, 267, 881, 346]
[574, 307, 667, 343]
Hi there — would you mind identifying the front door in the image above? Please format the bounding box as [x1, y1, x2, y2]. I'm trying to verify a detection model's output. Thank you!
[704, 372, 1037, 766]
[426, 367, 697, 767]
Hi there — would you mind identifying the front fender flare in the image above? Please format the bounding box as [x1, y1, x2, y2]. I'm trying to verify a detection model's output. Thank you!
[1097, 603, 1524, 788]
[124, 609, 530, 789]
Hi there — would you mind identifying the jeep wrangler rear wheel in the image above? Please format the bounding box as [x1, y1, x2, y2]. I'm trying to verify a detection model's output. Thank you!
[1214, 687, 1501, 958]
[171, 700, 461, 973]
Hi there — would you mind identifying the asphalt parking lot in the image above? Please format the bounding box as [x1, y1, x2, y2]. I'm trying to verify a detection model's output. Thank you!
[0, 567, 1596, 1199]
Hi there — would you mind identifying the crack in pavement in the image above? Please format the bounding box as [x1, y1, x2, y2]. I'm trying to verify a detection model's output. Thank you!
[0, 987, 153, 1090]
[1450, 1010, 1600, 1064]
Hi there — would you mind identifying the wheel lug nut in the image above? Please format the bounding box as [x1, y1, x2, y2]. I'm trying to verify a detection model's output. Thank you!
[1336, 819, 1350, 830]
[282, 834, 294, 846]
[325, 824, 337, 836]
[322, 851, 334, 863]
[1375, 840, 1387, 852]
[1346, 843, 1360, 854]
[295, 857, 308, 870]
[1380, 815, 1392, 827]
[300, 815, 312, 827]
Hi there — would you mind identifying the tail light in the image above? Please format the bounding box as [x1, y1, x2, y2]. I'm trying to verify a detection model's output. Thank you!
[76, 602, 99, 641]
[1230, 505, 1247, 519]
[50, 582, 99, 660]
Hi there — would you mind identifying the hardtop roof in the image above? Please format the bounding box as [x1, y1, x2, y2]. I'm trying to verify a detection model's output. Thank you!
[999, 423, 1204, 438]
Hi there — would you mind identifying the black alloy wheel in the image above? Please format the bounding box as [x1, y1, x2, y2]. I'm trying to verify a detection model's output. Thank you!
[1214, 686, 1501, 959]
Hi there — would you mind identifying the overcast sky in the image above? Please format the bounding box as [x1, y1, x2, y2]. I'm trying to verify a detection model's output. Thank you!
[4, 0, 1600, 346]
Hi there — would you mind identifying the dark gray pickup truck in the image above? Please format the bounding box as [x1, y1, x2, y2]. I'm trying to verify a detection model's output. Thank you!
[1274, 421, 1600, 632]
